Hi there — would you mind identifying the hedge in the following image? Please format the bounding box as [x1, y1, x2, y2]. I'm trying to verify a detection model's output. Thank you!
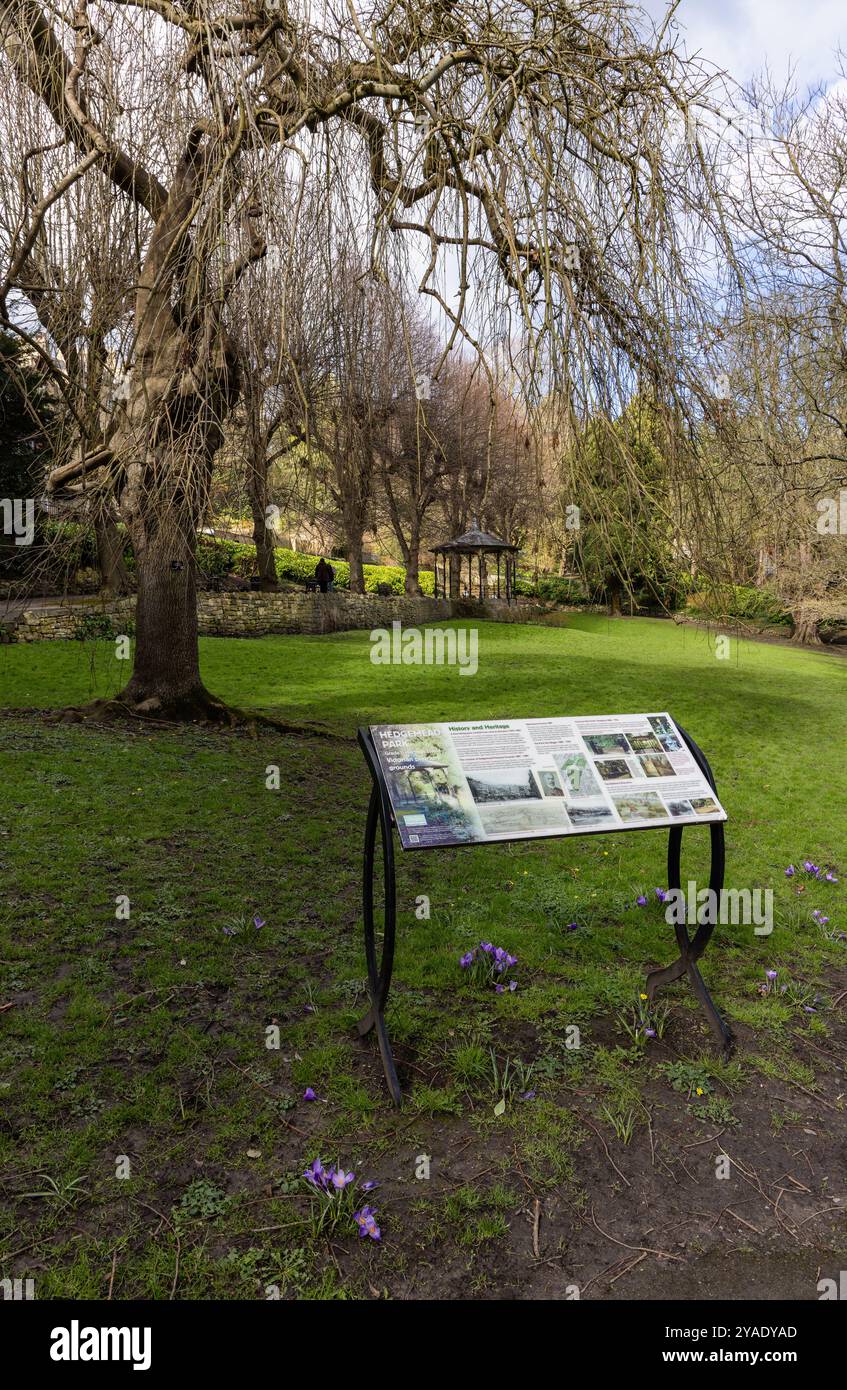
[687, 584, 792, 626]
[195, 538, 435, 594]
[32, 522, 436, 596]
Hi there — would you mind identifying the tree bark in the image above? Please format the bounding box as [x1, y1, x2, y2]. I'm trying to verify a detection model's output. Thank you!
[404, 518, 422, 595]
[608, 579, 623, 616]
[347, 538, 365, 594]
[791, 607, 822, 645]
[110, 506, 229, 720]
[247, 460, 278, 590]
[95, 515, 131, 595]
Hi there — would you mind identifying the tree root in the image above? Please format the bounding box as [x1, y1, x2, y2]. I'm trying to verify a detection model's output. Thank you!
[42, 689, 343, 739]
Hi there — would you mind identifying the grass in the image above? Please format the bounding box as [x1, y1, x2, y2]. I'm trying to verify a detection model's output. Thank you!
[0, 615, 845, 1299]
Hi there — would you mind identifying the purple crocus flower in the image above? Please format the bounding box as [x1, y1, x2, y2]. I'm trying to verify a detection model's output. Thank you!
[361, 1179, 378, 1192]
[521, 1090, 536, 1101]
[785, 865, 795, 877]
[495, 983, 504, 994]
[459, 952, 474, 968]
[826, 871, 839, 883]
[331, 1168, 355, 1190]
[803, 861, 819, 876]
[354, 1206, 381, 1241]
[644, 1027, 657, 1039]
[303, 1086, 317, 1102]
[567, 921, 579, 931]
[222, 926, 236, 937]
[253, 915, 265, 930]
[655, 888, 667, 903]
[766, 969, 778, 980]
[304, 1159, 327, 1187]
[508, 980, 518, 992]
[636, 895, 647, 907]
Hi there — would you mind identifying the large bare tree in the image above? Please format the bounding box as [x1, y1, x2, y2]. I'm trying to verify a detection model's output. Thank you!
[2, 0, 730, 718]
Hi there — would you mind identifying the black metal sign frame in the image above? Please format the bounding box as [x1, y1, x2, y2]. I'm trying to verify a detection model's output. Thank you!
[356, 719, 733, 1105]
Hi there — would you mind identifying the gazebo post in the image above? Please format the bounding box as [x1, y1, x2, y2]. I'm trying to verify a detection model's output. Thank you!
[496, 553, 501, 599]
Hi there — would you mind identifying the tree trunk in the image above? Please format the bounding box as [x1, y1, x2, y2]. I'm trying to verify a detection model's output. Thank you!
[246, 438, 278, 591]
[95, 516, 131, 596]
[249, 488, 278, 590]
[608, 579, 623, 616]
[791, 607, 822, 645]
[348, 541, 365, 594]
[115, 522, 221, 717]
[404, 519, 422, 595]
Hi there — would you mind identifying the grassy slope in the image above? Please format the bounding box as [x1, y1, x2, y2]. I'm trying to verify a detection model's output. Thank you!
[0, 616, 845, 1299]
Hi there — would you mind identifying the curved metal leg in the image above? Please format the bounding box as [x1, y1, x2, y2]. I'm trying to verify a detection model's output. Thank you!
[647, 727, 735, 1055]
[356, 782, 402, 1105]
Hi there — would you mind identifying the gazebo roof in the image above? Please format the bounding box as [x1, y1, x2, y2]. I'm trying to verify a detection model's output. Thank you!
[432, 519, 518, 553]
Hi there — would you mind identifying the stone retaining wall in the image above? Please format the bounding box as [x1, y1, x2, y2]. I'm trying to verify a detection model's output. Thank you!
[2, 590, 542, 642]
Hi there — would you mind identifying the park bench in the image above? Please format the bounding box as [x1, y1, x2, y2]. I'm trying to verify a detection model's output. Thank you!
[356, 712, 732, 1104]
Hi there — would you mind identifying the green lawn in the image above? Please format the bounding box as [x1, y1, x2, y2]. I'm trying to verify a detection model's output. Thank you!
[1, 616, 845, 1299]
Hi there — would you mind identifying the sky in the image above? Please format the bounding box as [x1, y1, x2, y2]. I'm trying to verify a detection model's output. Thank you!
[641, 0, 844, 93]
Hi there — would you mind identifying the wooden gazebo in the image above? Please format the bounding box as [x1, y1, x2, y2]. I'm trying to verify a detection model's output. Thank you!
[432, 519, 519, 604]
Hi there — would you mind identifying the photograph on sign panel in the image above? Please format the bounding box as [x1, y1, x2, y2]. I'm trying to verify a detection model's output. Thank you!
[637, 753, 676, 778]
[465, 767, 543, 803]
[611, 792, 668, 822]
[537, 769, 566, 798]
[595, 758, 634, 782]
[584, 732, 631, 756]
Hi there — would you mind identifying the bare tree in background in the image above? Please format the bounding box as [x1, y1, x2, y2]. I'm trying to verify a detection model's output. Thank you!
[1, 0, 733, 718]
[721, 74, 847, 640]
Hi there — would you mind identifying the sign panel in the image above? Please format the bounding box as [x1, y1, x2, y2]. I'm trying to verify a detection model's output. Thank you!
[370, 712, 727, 850]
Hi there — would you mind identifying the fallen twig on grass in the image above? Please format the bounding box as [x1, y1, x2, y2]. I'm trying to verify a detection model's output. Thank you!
[609, 1252, 647, 1285]
[724, 1208, 763, 1235]
[587, 1205, 684, 1262]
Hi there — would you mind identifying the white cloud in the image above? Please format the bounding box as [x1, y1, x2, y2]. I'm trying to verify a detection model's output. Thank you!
[641, 0, 843, 91]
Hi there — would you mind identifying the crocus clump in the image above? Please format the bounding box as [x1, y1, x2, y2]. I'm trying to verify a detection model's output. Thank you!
[459, 941, 518, 993]
[795, 858, 840, 882]
[631, 889, 668, 908]
[303, 1159, 381, 1240]
[354, 1206, 381, 1241]
[785, 854, 841, 941]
